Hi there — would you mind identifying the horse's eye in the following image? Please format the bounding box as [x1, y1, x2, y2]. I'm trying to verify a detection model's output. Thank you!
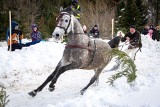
[65, 20, 68, 23]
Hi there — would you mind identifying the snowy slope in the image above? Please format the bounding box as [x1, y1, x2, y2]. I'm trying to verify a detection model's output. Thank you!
[0, 35, 160, 107]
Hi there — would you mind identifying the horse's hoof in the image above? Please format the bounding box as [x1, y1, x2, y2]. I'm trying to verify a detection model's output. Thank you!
[48, 87, 55, 92]
[28, 91, 37, 97]
[80, 89, 86, 95]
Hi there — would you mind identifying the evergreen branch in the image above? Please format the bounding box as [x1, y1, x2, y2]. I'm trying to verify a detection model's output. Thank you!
[0, 86, 9, 107]
[107, 49, 137, 86]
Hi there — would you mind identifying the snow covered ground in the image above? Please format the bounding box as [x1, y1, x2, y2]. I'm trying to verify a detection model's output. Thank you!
[0, 35, 160, 107]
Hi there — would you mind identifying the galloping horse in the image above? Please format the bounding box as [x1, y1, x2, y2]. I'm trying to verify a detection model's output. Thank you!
[28, 12, 113, 97]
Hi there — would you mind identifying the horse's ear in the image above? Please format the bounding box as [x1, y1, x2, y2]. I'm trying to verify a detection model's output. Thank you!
[60, 7, 63, 12]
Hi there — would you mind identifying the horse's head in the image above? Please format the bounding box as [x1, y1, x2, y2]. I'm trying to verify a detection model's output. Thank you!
[52, 12, 73, 40]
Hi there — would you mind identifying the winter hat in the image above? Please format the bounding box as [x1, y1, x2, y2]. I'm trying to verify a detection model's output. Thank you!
[130, 25, 136, 29]
[11, 21, 18, 30]
[31, 24, 38, 28]
[94, 25, 98, 27]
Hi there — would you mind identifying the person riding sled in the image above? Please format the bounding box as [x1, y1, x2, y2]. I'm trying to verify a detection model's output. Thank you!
[6, 21, 26, 51]
[121, 25, 142, 60]
[121, 25, 142, 49]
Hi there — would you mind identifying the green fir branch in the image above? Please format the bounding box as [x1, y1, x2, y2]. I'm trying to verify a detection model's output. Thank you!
[107, 49, 137, 86]
[0, 86, 9, 107]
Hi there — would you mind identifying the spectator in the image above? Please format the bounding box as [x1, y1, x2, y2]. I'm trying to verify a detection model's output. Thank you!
[149, 24, 156, 31]
[152, 26, 160, 41]
[147, 29, 154, 40]
[7, 21, 25, 51]
[141, 25, 149, 35]
[155, 26, 160, 41]
[82, 25, 88, 34]
[26, 24, 42, 46]
[89, 25, 100, 38]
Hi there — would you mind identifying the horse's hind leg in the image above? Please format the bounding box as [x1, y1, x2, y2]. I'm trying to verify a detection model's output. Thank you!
[80, 67, 104, 95]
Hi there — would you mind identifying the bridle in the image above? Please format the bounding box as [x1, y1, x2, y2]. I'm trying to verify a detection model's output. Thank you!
[55, 12, 97, 52]
[56, 12, 72, 35]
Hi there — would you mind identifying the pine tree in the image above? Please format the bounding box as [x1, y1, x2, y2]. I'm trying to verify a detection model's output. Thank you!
[38, 0, 62, 39]
[0, 0, 8, 40]
[120, 0, 141, 31]
[115, 1, 125, 32]
[135, 0, 148, 30]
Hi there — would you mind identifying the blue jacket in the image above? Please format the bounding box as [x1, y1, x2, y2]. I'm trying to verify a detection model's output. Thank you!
[31, 31, 41, 42]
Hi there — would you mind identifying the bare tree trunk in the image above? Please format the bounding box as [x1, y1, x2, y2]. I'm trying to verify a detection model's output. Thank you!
[80, 0, 115, 39]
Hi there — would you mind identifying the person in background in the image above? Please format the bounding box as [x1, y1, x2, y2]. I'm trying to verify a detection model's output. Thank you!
[121, 25, 142, 49]
[141, 25, 149, 35]
[82, 25, 88, 34]
[146, 25, 159, 41]
[149, 24, 156, 31]
[155, 26, 160, 41]
[147, 29, 154, 40]
[152, 26, 160, 41]
[89, 25, 100, 38]
[26, 24, 42, 46]
[7, 21, 25, 51]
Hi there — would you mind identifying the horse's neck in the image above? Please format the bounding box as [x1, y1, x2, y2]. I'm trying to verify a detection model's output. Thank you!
[72, 18, 83, 34]
[68, 17, 89, 46]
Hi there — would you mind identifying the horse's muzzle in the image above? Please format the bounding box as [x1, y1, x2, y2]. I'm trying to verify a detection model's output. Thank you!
[52, 32, 59, 39]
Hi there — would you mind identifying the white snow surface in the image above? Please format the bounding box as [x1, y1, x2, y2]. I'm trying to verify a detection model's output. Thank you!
[0, 35, 160, 107]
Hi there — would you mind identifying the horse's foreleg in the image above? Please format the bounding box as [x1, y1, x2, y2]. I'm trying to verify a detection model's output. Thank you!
[48, 63, 76, 92]
[28, 73, 54, 97]
[28, 62, 61, 97]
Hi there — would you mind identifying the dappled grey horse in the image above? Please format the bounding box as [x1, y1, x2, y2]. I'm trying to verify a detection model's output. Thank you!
[28, 12, 113, 97]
